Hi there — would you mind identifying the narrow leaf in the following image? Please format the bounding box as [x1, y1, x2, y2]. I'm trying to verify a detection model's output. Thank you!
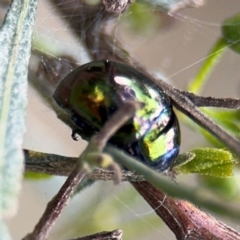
[175, 148, 236, 177]
[0, 0, 38, 220]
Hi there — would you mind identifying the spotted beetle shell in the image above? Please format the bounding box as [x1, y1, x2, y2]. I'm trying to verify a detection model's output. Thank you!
[54, 60, 180, 171]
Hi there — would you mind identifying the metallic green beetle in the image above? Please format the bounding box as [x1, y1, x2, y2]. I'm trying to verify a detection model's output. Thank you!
[54, 60, 180, 171]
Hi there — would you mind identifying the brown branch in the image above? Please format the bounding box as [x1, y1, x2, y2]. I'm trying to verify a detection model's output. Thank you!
[24, 150, 76, 176]
[70, 229, 123, 240]
[23, 167, 88, 240]
[24, 149, 144, 181]
[132, 181, 240, 240]
[182, 91, 240, 109]
[91, 101, 143, 151]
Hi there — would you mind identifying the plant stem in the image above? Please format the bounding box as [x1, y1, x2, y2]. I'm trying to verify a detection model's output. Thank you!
[23, 167, 88, 240]
[188, 37, 228, 94]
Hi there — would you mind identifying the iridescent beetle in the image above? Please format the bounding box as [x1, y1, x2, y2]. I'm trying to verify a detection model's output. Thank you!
[53, 60, 180, 171]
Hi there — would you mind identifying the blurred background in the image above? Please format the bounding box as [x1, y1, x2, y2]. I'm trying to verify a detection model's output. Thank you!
[1, 0, 240, 239]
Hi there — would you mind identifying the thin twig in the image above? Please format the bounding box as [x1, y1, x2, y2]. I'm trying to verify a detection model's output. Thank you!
[24, 149, 145, 181]
[92, 101, 143, 150]
[182, 91, 240, 109]
[24, 150, 77, 176]
[70, 229, 123, 240]
[83, 101, 142, 183]
[23, 167, 88, 240]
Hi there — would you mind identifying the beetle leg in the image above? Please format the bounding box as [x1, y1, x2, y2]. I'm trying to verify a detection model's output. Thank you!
[71, 129, 80, 141]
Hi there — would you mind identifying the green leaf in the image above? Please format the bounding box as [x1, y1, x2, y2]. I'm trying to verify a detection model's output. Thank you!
[172, 152, 195, 168]
[174, 148, 236, 177]
[222, 13, 240, 53]
[0, 0, 38, 221]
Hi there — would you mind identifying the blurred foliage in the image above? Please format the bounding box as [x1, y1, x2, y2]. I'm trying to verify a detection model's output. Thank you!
[199, 174, 240, 200]
[222, 13, 240, 54]
[123, 2, 159, 34]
